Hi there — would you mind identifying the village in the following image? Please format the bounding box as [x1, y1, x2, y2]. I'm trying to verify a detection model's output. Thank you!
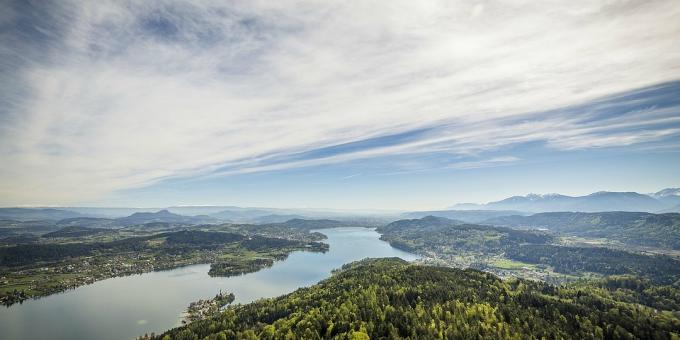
[0, 250, 222, 306]
[182, 291, 236, 324]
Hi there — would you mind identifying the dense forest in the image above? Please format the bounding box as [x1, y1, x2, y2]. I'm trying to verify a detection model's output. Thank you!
[0, 230, 245, 267]
[505, 244, 680, 284]
[574, 275, 680, 311]
[483, 212, 680, 249]
[152, 258, 680, 340]
[377, 216, 552, 255]
[41, 225, 116, 238]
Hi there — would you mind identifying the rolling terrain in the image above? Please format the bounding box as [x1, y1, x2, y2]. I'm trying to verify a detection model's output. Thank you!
[483, 211, 680, 249]
[154, 258, 680, 340]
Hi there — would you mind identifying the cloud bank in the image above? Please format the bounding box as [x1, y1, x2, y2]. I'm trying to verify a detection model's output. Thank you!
[1, 0, 679, 204]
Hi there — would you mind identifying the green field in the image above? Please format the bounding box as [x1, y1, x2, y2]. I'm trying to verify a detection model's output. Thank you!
[489, 258, 535, 270]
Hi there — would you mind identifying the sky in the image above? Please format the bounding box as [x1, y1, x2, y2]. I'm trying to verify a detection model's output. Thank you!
[0, 0, 679, 210]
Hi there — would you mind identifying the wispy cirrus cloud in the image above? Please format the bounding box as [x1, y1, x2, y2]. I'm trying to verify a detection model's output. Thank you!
[446, 157, 521, 170]
[0, 0, 679, 205]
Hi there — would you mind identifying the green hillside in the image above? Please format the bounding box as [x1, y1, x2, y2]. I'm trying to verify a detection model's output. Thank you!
[484, 212, 680, 249]
[377, 216, 552, 255]
[153, 258, 680, 340]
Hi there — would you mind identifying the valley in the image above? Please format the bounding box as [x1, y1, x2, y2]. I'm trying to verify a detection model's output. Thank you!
[1, 206, 680, 339]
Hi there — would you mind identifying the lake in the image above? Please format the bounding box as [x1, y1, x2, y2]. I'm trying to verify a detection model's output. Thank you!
[0, 227, 418, 340]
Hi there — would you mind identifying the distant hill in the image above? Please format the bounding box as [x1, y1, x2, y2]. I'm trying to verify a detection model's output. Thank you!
[377, 216, 551, 254]
[660, 204, 680, 213]
[0, 219, 61, 238]
[56, 217, 119, 229]
[115, 210, 220, 226]
[0, 208, 82, 221]
[483, 211, 680, 249]
[271, 218, 349, 230]
[209, 207, 308, 223]
[127, 222, 172, 230]
[379, 215, 465, 233]
[0, 234, 39, 244]
[651, 188, 680, 209]
[453, 189, 679, 212]
[207, 206, 392, 224]
[402, 210, 528, 223]
[42, 226, 116, 238]
[249, 214, 307, 224]
[60, 206, 315, 220]
[0, 206, 398, 226]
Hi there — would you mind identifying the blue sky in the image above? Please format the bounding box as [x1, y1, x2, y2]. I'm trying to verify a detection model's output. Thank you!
[0, 1, 679, 209]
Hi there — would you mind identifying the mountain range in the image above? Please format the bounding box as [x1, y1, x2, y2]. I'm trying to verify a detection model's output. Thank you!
[0, 208, 83, 221]
[0, 207, 358, 241]
[0, 207, 306, 223]
[402, 210, 528, 223]
[1, 187, 678, 224]
[452, 188, 680, 213]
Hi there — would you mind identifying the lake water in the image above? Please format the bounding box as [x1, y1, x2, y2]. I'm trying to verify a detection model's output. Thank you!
[0, 227, 418, 340]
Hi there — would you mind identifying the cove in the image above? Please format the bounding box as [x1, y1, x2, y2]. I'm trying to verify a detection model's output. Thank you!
[0, 227, 418, 340]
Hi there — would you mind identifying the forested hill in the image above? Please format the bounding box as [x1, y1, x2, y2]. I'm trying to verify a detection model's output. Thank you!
[483, 211, 680, 249]
[377, 216, 552, 254]
[379, 215, 466, 231]
[153, 258, 680, 340]
[41, 226, 115, 238]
